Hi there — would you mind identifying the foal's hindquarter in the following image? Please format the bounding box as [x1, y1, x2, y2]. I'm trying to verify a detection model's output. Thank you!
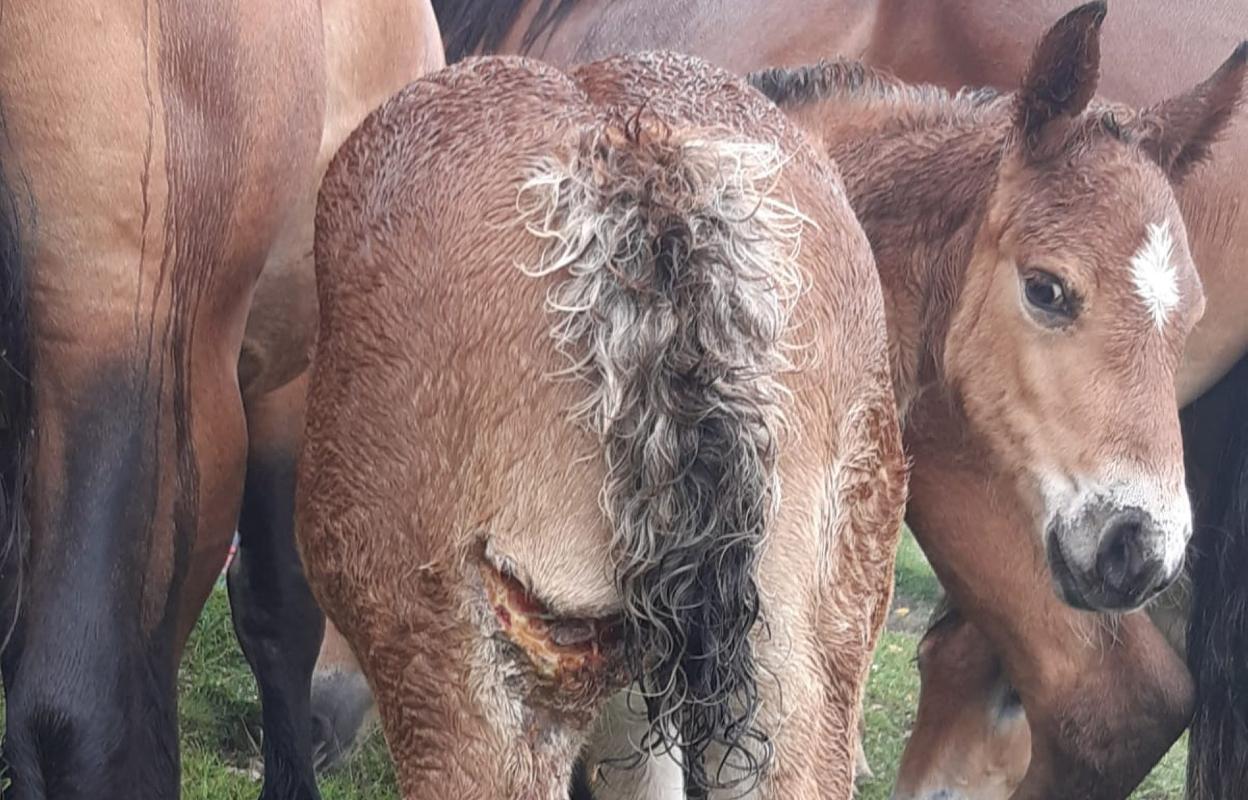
[301, 53, 905, 798]
[0, 2, 323, 797]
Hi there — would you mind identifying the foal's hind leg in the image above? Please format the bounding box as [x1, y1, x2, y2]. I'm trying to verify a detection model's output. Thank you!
[228, 371, 325, 800]
[310, 618, 378, 771]
[723, 400, 905, 800]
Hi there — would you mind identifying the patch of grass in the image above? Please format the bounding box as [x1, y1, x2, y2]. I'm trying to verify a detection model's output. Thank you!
[893, 525, 941, 607]
[857, 630, 922, 800]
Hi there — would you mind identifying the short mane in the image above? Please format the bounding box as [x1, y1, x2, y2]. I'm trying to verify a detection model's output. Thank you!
[432, 0, 583, 63]
[749, 60, 1003, 113]
[749, 61, 1135, 146]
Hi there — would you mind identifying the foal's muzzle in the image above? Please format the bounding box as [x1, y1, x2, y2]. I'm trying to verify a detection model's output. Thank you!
[1047, 503, 1182, 612]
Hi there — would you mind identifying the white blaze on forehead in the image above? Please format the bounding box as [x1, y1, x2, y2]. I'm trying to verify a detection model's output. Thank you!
[1130, 222, 1180, 329]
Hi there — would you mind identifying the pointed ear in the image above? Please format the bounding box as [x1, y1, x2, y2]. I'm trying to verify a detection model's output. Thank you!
[1013, 2, 1108, 160]
[1129, 43, 1248, 184]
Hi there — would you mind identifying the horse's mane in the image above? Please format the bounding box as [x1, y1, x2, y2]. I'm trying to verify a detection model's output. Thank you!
[749, 60, 1003, 116]
[750, 60, 1134, 145]
[432, 0, 583, 62]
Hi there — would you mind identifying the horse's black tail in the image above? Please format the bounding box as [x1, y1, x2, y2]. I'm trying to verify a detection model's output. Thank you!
[0, 116, 33, 651]
[1186, 356, 1248, 798]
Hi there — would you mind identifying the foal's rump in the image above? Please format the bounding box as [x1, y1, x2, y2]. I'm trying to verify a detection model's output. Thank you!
[303, 51, 898, 797]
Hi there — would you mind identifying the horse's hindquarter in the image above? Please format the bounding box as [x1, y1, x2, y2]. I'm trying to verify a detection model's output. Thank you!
[242, 0, 446, 399]
[0, 1, 324, 792]
[306, 52, 904, 798]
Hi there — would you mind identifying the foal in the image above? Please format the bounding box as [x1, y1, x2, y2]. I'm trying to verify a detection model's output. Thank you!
[300, 52, 906, 798]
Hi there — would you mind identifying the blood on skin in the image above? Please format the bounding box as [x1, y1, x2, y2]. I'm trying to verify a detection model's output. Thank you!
[480, 562, 624, 687]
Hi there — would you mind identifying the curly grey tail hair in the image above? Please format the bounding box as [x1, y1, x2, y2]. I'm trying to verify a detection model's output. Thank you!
[518, 110, 805, 791]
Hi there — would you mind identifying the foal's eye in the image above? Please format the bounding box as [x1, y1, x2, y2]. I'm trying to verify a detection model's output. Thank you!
[1023, 270, 1076, 322]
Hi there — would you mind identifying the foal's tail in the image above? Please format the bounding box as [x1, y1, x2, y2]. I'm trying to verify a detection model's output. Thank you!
[1187, 357, 1248, 799]
[0, 121, 33, 649]
[519, 111, 804, 792]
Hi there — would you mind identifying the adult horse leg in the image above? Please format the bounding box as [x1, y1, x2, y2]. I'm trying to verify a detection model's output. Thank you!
[223, 1, 444, 792]
[904, 407, 1193, 800]
[228, 371, 325, 800]
[0, 4, 324, 797]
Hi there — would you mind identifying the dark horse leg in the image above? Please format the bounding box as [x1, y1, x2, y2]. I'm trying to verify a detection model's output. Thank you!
[229, 371, 325, 800]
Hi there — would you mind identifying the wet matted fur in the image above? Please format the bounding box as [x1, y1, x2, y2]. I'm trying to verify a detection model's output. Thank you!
[302, 51, 905, 799]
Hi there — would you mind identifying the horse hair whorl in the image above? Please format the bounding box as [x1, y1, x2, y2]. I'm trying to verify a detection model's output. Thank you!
[1186, 358, 1248, 799]
[517, 111, 804, 791]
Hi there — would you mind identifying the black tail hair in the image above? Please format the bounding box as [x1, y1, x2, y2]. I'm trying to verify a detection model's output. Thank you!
[0, 127, 32, 651]
[430, 0, 582, 63]
[1186, 355, 1248, 798]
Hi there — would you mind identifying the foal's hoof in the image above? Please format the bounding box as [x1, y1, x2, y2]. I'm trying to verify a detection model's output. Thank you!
[310, 669, 377, 773]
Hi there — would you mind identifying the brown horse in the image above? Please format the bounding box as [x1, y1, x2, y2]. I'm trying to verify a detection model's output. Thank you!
[893, 353, 1248, 800]
[832, 3, 1248, 797]
[0, 1, 441, 798]
[301, 50, 907, 798]
[417, 1, 1248, 797]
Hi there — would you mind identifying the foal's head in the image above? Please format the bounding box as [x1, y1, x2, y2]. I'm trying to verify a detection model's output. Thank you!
[755, 2, 1247, 610]
[943, 5, 1246, 610]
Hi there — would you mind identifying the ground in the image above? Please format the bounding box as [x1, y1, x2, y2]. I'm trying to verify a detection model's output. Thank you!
[171, 530, 1186, 797]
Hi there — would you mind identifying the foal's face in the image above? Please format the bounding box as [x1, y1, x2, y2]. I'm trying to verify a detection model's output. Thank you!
[946, 141, 1202, 611]
[938, 1, 1245, 611]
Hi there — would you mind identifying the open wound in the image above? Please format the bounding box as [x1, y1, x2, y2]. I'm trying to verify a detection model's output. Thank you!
[479, 562, 625, 687]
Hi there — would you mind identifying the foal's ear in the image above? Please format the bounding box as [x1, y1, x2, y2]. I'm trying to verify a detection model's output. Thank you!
[1129, 43, 1248, 184]
[1013, 2, 1107, 160]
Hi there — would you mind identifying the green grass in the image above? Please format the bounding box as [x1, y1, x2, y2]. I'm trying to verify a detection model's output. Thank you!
[892, 525, 942, 608]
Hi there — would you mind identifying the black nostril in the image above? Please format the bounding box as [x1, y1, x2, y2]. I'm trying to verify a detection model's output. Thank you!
[1095, 509, 1164, 601]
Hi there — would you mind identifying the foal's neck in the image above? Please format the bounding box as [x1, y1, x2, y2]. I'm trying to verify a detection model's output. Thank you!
[790, 94, 1008, 414]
